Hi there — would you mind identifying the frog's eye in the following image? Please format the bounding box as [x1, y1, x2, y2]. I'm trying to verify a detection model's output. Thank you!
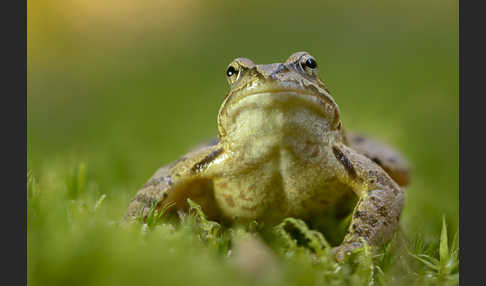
[303, 58, 317, 69]
[299, 56, 318, 75]
[226, 64, 240, 85]
[226, 66, 238, 77]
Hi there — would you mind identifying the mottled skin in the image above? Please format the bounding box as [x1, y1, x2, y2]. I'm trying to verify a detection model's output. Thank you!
[126, 51, 410, 261]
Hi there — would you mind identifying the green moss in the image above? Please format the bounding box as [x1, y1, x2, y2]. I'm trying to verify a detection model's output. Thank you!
[27, 168, 458, 286]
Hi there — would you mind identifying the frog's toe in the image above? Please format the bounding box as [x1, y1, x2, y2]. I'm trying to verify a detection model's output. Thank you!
[332, 241, 363, 263]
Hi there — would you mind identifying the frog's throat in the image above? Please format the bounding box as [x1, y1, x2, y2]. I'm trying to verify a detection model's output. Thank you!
[218, 90, 341, 138]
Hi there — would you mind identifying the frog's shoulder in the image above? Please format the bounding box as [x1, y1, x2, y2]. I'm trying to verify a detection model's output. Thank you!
[125, 142, 224, 220]
[343, 130, 410, 187]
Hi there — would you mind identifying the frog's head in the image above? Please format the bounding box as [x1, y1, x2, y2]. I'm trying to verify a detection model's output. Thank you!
[217, 51, 342, 145]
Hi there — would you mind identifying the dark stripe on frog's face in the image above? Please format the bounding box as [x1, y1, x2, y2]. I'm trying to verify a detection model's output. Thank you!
[332, 146, 357, 179]
[191, 148, 224, 173]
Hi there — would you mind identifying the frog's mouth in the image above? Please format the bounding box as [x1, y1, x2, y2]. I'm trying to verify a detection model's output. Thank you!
[222, 89, 336, 125]
[217, 76, 343, 138]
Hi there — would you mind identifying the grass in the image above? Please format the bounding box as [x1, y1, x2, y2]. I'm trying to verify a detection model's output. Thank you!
[27, 162, 458, 286]
[28, 1, 458, 285]
[408, 217, 459, 285]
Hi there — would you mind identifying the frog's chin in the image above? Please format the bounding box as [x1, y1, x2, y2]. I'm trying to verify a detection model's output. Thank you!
[220, 91, 336, 144]
[228, 90, 331, 117]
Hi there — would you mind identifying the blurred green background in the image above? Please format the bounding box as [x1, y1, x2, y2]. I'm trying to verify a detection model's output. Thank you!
[28, 0, 458, 285]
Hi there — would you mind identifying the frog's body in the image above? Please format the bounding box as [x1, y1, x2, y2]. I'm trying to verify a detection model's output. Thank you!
[126, 52, 410, 261]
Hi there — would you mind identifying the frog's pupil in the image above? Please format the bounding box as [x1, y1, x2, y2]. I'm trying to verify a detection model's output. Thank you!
[305, 58, 317, 69]
[226, 66, 237, 77]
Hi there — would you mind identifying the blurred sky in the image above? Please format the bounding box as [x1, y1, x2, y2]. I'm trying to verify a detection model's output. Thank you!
[28, 0, 458, 232]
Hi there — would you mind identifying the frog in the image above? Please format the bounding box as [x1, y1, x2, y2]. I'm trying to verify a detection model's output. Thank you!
[126, 51, 410, 261]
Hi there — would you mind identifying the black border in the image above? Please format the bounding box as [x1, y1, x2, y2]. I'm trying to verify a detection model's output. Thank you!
[459, 0, 481, 284]
[4, 0, 27, 284]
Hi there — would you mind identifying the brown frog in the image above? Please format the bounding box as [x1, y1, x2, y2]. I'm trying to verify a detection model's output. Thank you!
[126, 51, 410, 261]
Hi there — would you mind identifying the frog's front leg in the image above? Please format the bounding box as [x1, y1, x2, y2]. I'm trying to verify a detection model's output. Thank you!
[331, 144, 405, 262]
[343, 130, 410, 187]
[125, 144, 226, 221]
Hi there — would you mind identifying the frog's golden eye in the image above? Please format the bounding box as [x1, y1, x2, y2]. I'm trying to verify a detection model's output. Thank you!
[226, 64, 240, 85]
[226, 66, 238, 77]
[300, 56, 318, 75]
[303, 58, 317, 69]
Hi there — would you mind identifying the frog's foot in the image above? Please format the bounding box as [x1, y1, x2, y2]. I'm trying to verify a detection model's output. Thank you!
[332, 240, 363, 262]
[344, 130, 410, 186]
